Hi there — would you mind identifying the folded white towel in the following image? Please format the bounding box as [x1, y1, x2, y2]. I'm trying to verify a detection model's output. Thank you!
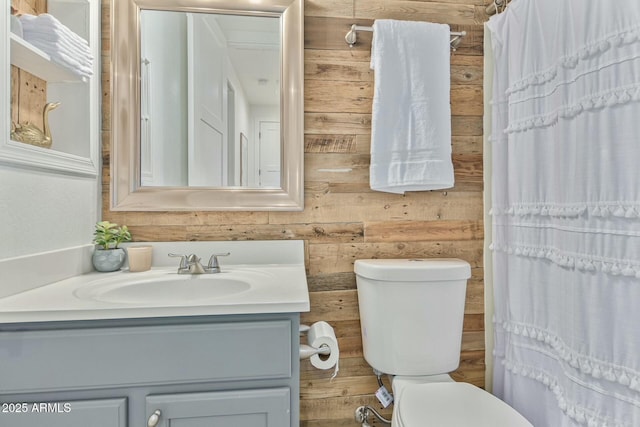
[19, 13, 89, 51]
[369, 19, 454, 194]
[25, 34, 93, 68]
[28, 39, 93, 77]
[22, 26, 92, 57]
[23, 27, 92, 57]
[19, 14, 93, 78]
[10, 15, 23, 37]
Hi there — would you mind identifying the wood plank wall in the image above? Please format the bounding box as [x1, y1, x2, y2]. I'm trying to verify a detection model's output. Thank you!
[101, 1, 488, 425]
[11, 0, 47, 130]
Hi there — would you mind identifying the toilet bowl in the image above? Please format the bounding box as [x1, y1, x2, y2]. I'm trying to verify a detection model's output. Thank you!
[391, 376, 531, 426]
[354, 259, 532, 427]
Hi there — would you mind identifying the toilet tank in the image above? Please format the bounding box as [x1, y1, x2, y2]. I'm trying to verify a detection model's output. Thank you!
[355, 259, 471, 376]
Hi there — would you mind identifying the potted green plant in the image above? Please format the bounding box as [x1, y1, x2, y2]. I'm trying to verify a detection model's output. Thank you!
[92, 221, 132, 272]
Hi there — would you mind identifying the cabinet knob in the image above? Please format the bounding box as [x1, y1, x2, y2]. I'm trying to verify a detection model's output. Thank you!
[147, 409, 161, 427]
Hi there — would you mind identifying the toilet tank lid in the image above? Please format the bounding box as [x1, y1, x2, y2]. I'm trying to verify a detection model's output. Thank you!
[354, 258, 471, 282]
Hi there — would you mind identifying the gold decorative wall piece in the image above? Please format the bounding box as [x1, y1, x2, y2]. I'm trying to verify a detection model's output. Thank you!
[10, 102, 60, 149]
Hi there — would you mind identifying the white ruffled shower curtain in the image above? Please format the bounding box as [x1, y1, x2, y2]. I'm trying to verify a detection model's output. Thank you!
[487, 1, 640, 426]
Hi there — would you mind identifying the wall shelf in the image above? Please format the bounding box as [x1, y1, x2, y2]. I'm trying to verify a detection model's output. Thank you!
[10, 33, 85, 83]
[1, 0, 99, 177]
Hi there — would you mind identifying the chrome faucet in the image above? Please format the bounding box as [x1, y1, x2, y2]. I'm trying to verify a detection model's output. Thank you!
[168, 252, 230, 274]
[168, 253, 205, 274]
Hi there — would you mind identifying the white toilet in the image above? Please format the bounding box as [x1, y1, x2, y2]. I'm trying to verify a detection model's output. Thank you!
[354, 258, 532, 427]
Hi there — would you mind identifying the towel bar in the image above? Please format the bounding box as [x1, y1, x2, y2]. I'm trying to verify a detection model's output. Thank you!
[345, 24, 467, 50]
[486, 0, 511, 15]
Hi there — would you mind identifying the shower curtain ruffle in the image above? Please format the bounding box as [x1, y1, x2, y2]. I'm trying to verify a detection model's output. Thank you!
[491, 244, 640, 279]
[488, 0, 640, 426]
[505, 82, 640, 133]
[501, 360, 635, 427]
[499, 320, 640, 393]
[491, 203, 640, 219]
[506, 24, 640, 96]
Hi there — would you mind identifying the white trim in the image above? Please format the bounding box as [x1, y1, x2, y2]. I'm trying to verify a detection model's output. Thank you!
[0, 139, 98, 176]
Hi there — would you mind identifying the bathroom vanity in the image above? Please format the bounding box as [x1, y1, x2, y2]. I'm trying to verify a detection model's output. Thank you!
[0, 241, 309, 427]
[0, 314, 298, 427]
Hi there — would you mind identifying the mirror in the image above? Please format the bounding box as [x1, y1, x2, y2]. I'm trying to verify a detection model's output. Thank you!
[139, 11, 281, 188]
[111, 0, 303, 211]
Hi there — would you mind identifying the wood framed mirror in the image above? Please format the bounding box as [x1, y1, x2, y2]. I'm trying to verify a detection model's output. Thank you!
[110, 0, 303, 211]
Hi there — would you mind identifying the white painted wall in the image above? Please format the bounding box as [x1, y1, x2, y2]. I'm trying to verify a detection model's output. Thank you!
[0, 167, 99, 260]
[141, 11, 188, 186]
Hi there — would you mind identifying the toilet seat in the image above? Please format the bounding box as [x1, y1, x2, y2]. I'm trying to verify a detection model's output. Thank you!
[393, 382, 532, 427]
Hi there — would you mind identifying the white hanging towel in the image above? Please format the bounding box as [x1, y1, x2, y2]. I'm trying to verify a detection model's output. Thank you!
[369, 19, 454, 194]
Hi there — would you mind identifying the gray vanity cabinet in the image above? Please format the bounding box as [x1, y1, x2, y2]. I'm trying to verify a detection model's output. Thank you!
[0, 314, 300, 427]
[0, 398, 127, 427]
[146, 388, 290, 427]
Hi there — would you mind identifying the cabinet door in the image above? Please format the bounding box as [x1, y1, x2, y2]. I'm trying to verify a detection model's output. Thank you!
[0, 398, 126, 427]
[146, 388, 290, 427]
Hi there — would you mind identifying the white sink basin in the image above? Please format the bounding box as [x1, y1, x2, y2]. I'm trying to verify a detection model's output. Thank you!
[73, 269, 275, 305]
[0, 240, 310, 323]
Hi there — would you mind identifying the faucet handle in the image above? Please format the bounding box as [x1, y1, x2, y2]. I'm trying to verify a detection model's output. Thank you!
[168, 253, 189, 270]
[206, 252, 231, 273]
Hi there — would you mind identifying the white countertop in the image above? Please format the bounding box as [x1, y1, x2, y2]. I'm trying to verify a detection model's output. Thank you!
[0, 241, 310, 324]
[0, 265, 310, 323]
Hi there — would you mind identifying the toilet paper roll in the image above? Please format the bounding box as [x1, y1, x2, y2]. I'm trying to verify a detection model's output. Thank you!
[307, 321, 340, 372]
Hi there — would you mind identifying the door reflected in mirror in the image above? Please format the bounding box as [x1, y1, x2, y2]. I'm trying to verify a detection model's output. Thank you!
[139, 11, 281, 188]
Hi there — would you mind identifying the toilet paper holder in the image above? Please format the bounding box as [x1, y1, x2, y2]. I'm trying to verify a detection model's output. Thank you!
[299, 321, 340, 378]
[299, 324, 331, 359]
[299, 343, 331, 359]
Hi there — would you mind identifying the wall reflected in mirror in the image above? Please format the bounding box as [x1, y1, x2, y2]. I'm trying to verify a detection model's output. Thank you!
[139, 10, 281, 188]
